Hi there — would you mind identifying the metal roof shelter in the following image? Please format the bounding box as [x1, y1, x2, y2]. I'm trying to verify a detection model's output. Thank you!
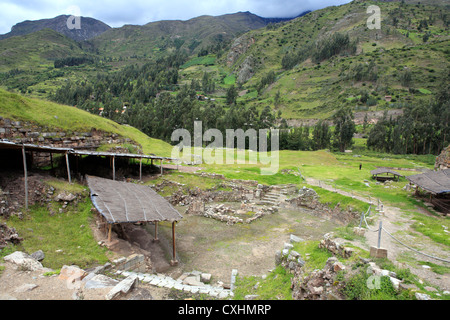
[406, 169, 450, 195]
[0, 140, 73, 209]
[86, 175, 183, 265]
[72, 150, 176, 180]
[371, 168, 403, 181]
[0, 139, 178, 209]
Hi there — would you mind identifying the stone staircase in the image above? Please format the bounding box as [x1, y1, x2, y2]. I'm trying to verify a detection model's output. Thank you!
[258, 185, 295, 207]
[115, 270, 233, 299]
[259, 191, 283, 207]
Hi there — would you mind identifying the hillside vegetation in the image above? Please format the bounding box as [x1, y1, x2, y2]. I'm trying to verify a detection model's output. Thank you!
[0, 88, 173, 156]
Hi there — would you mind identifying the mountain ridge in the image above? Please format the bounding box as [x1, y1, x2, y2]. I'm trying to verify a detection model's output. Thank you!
[0, 15, 111, 42]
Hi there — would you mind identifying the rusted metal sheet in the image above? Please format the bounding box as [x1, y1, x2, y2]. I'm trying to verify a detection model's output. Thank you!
[86, 175, 183, 224]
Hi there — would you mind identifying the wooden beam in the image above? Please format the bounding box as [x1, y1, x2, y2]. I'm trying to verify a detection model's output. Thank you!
[153, 222, 159, 242]
[160, 159, 163, 175]
[22, 146, 28, 210]
[108, 224, 112, 242]
[65, 152, 72, 184]
[139, 157, 142, 181]
[112, 155, 116, 181]
[170, 221, 178, 265]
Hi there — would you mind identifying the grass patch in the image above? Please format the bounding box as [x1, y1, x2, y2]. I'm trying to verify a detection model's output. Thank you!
[3, 197, 109, 269]
[233, 265, 293, 300]
[181, 55, 216, 69]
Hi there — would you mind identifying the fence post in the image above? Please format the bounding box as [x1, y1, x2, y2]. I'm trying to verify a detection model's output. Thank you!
[359, 211, 364, 228]
[377, 221, 383, 248]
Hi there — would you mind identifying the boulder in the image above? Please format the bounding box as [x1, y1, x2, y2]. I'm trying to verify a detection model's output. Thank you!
[106, 275, 138, 300]
[58, 265, 88, 283]
[31, 250, 45, 262]
[3, 251, 44, 271]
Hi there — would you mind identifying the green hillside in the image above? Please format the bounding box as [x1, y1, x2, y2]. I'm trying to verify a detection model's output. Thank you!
[0, 88, 174, 157]
[197, 0, 450, 120]
[0, 0, 448, 131]
[0, 28, 86, 72]
[90, 12, 269, 60]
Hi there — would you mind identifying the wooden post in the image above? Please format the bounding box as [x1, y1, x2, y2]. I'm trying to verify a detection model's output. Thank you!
[50, 153, 54, 171]
[139, 158, 142, 181]
[171, 221, 178, 265]
[108, 224, 112, 242]
[22, 146, 28, 210]
[160, 159, 163, 175]
[377, 221, 383, 248]
[65, 152, 72, 184]
[112, 156, 116, 181]
[153, 222, 159, 242]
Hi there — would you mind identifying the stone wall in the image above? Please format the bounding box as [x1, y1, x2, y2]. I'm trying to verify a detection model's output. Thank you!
[0, 117, 141, 153]
[112, 254, 149, 273]
[435, 145, 450, 170]
[287, 187, 359, 224]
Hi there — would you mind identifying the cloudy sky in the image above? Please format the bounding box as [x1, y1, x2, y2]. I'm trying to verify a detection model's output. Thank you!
[0, 0, 352, 34]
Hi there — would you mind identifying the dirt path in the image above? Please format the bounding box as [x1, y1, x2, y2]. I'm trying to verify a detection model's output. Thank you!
[306, 178, 450, 290]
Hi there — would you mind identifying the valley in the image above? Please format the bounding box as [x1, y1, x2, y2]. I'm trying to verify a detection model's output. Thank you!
[0, 0, 449, 302]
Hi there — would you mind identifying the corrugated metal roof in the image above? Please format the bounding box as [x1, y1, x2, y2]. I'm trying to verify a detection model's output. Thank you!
[406, 169, 450, 195]
[0, 140, 72, 153]
[0, 139, 175, 161]
[370, 168, 403, 176]
[86, 175, 183, 224]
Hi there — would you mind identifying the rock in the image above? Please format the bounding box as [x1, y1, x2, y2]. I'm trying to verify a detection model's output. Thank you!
[332, 262, 345, 273]
[55, 192, 76, 202]
[289, 234, 305, 243]
[389, 277, 401, 291]
[424, 286, 438, 292]
[58, 265, 88, 283]
[284, 243, 294, 250]
[105, 275, 138, 300]
[84, 274, 119, 289]
[201, 273, 212, 284]
[244, 294, 259, 300]
[415, 292, 431, 300]
[14, 283, 38, 293]
[183, 276, 204, 287]
[3, 251, 44, 271]
[275, 250, 282, 266]
[31, 250, 45, 262]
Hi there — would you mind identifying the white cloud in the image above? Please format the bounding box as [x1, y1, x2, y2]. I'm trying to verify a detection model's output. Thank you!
[0, 0, 352, 34]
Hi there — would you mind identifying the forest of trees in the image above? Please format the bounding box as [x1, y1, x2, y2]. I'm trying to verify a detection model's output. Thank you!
[367, 84, 450, 155]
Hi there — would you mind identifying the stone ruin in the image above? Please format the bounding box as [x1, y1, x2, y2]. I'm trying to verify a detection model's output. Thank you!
[202, 202, 278, 225]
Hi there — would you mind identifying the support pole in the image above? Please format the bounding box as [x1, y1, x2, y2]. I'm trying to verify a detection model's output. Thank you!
[112, 156, 116, 181]
[139, 158, 143, 181]
[65, 152, 72, 184]
[22, 146, 28, 210]
[160, 159, 163, 175]
[377, 221, 383, 248]
[108, 224, 112, 242]
[153, 222, 159, 242]
[171, 221, 178, 265]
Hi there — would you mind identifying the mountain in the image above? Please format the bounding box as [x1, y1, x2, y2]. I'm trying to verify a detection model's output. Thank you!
[90, 11, 299, 59]
[0, 15, 111, 42]
[0, 28, 86, 72]
[216, 0, 450, 120]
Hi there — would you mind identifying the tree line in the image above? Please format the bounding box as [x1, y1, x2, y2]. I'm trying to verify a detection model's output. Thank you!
[367, 84, 449, 155]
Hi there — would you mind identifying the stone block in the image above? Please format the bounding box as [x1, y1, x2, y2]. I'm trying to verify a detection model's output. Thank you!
[370, 246, 388, 259]
[58, 265, 88, 283]
[105, 275, 138, 300]
[201, 273, 212, 284]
